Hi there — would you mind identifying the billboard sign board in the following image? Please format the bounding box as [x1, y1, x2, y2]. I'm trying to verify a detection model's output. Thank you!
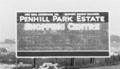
[17, 12, 109, 58]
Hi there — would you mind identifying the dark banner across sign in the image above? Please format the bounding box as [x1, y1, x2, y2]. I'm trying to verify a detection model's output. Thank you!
[17, 12, 108, 23]
[17, 12, 109, 58]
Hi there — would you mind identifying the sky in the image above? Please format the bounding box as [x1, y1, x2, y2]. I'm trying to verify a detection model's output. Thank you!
[0, 0, 120, 42]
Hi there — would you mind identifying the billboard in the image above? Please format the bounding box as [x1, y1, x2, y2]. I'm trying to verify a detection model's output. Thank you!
[17, 12, 109, 58]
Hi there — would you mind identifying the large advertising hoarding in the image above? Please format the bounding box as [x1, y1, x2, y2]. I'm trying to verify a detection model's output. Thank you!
[17, 12, 109, 58]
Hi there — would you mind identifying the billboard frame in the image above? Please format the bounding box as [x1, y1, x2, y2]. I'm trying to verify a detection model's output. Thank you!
[16, 12, 110, 58]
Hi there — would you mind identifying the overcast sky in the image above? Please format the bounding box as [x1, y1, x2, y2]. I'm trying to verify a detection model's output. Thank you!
[0, 0, 120, 42]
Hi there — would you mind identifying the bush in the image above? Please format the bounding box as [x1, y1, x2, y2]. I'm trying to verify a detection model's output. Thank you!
[118, 55, 120, 60]
[111, 56, 119, 61]
[105, 55, 120, 66]
[81, 63, 96, 68]
[17, 67, 33, 69]
[17, 58, 33, 64]
[99, 62, 106, 66]
[64, 66, 79, 69]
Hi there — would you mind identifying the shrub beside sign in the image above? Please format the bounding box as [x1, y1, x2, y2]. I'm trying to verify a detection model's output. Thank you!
[17, 12, 109, 58]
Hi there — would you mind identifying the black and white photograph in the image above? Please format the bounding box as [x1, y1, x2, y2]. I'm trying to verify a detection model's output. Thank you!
[0, 0, 120, 69]
[17, 12, 109, 57]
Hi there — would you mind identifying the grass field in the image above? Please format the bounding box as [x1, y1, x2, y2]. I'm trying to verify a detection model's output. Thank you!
[82, 65, 120, 69]
[16, 65, 120, 69]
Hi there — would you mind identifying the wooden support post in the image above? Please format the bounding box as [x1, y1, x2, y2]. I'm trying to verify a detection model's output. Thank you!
[33, 58, 36, 68]
[55, 58, 57, 63]
[71, 58, 75, 66]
